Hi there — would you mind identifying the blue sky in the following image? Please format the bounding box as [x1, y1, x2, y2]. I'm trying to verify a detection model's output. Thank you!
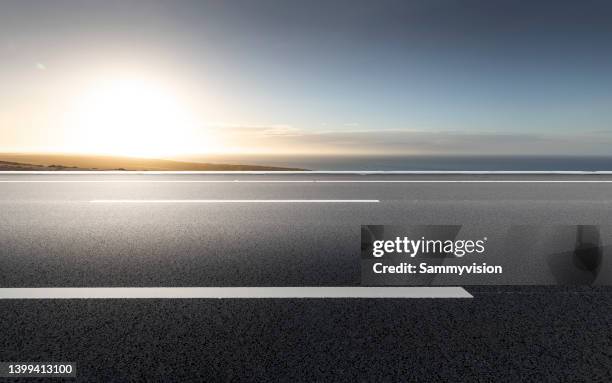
[1, 0, 612, 156]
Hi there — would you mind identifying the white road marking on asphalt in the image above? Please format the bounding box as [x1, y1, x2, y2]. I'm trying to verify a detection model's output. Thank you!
[2, 171, 612, 174]
[90, 199, 380, 203]
[0, 287, 473, 299]
[3, 180, 612, 183]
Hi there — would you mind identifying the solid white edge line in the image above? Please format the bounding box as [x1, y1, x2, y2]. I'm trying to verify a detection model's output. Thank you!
[3, 180, 612, 183]
[0, 287, 473, 299]
[90, 199, 380, 203]
[2, 170, 612, 175]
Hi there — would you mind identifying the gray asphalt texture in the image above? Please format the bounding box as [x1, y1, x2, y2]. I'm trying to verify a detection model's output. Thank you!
[1, 173, 611, 381]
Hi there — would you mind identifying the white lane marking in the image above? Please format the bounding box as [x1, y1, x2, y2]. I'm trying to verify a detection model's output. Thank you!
[0, 287, 472, 299]
[2, 171, 612, 174]
[3, 180, 612, 183]
[90, 199, 380, 203]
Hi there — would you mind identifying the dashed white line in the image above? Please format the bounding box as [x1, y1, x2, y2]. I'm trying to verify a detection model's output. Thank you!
[90, 199, 380, 203]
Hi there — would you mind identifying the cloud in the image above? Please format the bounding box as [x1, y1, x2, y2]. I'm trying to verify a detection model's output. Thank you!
[209, 125, 612, 155]
[259, 125, 303, 137]
[314, 130, 612, 155]
[213, 124, 301, 136]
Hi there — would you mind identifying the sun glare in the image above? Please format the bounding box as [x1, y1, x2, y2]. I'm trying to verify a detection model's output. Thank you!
[68, 77, 216, 157]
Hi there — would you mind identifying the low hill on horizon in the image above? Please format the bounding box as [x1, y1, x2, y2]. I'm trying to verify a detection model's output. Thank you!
[0, 153, 305, 171]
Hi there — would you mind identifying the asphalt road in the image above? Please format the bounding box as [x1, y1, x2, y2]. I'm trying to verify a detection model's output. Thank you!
[0, 172, 611, 381]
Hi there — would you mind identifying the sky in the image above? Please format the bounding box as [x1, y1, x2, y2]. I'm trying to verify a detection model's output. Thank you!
[1, 0, 612, 157]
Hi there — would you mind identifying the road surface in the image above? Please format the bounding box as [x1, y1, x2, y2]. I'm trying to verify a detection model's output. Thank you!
[0, 172, 611, 381]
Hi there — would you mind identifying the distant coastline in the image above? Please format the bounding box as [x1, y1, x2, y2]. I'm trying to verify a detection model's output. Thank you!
[4, 153, 612, 172]
[0, 154, 305, 171]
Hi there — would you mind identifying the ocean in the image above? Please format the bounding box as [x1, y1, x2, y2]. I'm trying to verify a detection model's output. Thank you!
[186, 155, 612, 171]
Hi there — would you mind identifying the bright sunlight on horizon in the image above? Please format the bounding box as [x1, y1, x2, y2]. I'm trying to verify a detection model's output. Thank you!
[2, 1, 612, 158]
[65, 74, 219, 158]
